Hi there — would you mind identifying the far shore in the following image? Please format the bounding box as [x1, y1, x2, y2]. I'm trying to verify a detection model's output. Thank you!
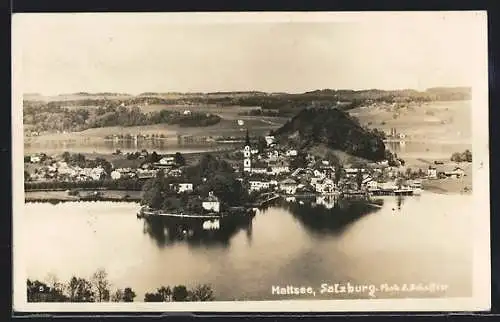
[25, 190, 142, 203]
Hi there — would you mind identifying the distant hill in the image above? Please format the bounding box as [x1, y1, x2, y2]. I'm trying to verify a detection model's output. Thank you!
[274, 107, 387, 161]
[424, 87, 471, 101]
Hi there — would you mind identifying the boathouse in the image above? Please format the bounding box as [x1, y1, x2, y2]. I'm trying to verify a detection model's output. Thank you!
[202, 191, 220, 213]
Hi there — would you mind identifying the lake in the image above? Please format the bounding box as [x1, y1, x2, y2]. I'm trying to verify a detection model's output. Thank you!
[23, 192, 472, 301]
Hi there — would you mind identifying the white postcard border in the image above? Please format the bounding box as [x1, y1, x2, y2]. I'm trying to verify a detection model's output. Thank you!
[12, 11, 491, 313]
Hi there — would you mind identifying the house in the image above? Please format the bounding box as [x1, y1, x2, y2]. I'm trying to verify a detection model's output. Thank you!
[268, 165, 290, 175]
[377, 160, 389, 167]
[89, 167, 106, 180]
[158, 156, 175, 166]
[30, 155, 41, 163]
[251, 168, 268, 174]
[264, 136, 275, 146]
[183, 110, 192, 115]
[291, 167, 304, 177]
[365, 179, 379, 190]
[202, 191, 220, 213]
[310, 177, 322, 186]
[313, 169, 326, 178]
[137, 169, 157, 179]
[177, 183, 194, 193]
[380, 181, 398, 190]
[110, 170, 122, 180]
[249, 181, 271, 192]
[344, 168, 359, 177]
[279, 178, 298, 195]
[427, 166, 438, 179]
[444, 167, 465, 179]
[315, 178, 336, 194]
[169, 169, 182, 177]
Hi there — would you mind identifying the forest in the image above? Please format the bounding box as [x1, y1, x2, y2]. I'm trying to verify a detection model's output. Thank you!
[23, 103, 221, 133]
[273, 107, 388, 162]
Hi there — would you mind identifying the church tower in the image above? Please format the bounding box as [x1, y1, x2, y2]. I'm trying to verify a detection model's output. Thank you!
[243, 129, 251, 172]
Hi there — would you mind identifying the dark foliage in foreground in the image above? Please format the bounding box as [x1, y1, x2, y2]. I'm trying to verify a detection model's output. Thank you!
[27, 269, 215, 302]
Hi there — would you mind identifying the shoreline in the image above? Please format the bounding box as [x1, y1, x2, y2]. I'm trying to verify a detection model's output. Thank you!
[25, 189, 143, 204]
[24, 187, 470, 205]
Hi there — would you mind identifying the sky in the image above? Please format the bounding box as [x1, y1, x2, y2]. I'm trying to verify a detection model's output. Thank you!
[13, 12, 487, 95]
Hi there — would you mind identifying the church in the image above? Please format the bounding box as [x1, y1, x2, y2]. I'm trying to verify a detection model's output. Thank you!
[243, 129, 252, 172]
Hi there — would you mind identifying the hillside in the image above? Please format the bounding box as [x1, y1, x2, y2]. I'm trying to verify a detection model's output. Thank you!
[274, 107, 387, 162]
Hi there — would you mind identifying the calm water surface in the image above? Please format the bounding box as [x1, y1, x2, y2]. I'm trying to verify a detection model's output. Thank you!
[24, 192, 472, 301]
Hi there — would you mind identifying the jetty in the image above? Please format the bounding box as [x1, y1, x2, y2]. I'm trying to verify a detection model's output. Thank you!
[136, 206, 255, 219]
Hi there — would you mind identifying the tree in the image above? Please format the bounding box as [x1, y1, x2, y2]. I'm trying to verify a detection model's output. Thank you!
[334, 164, 343, 184]
[172, 285, 189, 301]
[200, 173, 248, 206]
[67, 276, 94, 302]
[355, 170, 363, 190]
[188, 284, 215, 301]
[46, 273, 64, 296]
[451, 152, 463, 162]
[62, 151, 71, 163]
[143, 286, 172, 302]
[111, 289, 124, 302]
[245, 128, 250, 146]
[257, 136, 267, 153]
[148, 151, 162, 163]
[174, 152, 186, 166]
[157, 286, 172, 302]
[290, 152, 307, 169]
[463, 149, 472, 162]
[27, 279, 68, 302]
[91, 268, 111, 302]
[123, 287, 136, 302]
[141, 170, 166, 209]
[144, 292, 163, 302]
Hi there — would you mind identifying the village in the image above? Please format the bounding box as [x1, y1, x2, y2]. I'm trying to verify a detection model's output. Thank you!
[24, 128, 470, 208]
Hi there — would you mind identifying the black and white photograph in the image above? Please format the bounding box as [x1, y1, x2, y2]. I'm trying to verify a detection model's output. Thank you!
[12, 11, 490, 312]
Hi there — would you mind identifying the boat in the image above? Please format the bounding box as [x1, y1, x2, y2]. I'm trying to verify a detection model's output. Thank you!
[394, 187, 414, 196]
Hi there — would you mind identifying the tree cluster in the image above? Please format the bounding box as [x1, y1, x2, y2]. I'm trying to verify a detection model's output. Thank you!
[144, 284, 215, 302]
[27, 269, 136, 303]
[450, 150, 472, 163]
[23, 103, 221, 133]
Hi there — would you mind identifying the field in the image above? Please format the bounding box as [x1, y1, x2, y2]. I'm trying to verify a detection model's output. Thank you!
[349, 100, 471, 144]
[23, 94, 133, 102]
[139, 103, 260, 116]
[24, 109, 288, 145]
[421, 162, 473, 194]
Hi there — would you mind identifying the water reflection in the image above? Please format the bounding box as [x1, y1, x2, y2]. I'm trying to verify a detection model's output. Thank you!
[141, 215, 254, 248]
[282, 196, 383, 236]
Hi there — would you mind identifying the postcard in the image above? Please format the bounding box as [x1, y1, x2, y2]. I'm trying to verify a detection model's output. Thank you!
[12, 11, 490, 312]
